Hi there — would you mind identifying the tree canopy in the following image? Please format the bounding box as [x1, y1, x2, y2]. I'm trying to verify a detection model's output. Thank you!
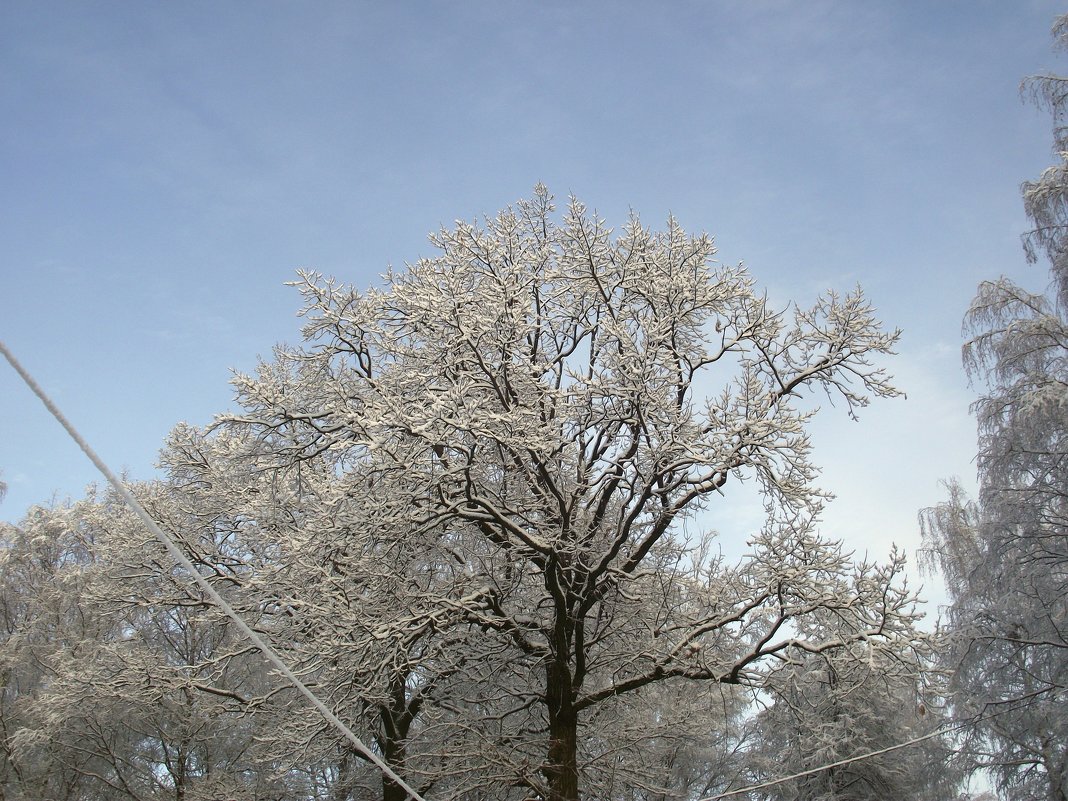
[0, 188, 933, 801]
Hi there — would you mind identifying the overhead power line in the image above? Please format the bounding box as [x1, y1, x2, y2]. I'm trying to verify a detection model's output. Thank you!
[702, 686, 1062, 801]
[698, 725, 954, 800]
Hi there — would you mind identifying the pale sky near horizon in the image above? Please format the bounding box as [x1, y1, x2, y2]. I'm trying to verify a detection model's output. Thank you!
[2, 1, 1064, 614]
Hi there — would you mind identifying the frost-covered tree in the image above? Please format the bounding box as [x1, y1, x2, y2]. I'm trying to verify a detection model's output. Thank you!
[742, 608, 957, 801]
[193, 187, 920, 801]
[0, 504, 111, 801]
[921, 16, 1068, 801]
[0, 490, 302, 801]
[160, 421, 502, 801]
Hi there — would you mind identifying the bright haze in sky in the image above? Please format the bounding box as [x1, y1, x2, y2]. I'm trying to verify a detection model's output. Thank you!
[2, 1, 1063, 612]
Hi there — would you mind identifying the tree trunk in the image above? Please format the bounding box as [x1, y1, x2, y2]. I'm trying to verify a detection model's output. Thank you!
[544, 660, 580, 801]
[1046, 762, 1067, 801]
[382, 673, 412, 801]
[1040, 743, 1067, 801]
[382, 736, 408, 801]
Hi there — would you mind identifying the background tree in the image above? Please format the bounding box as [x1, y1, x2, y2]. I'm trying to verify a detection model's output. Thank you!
[0, 488, 303, 801]
[741, 603, 957, 801]
[160, 421, 500, 801]
[922, 15, 1068, 801]
[0, 503, 112, 801]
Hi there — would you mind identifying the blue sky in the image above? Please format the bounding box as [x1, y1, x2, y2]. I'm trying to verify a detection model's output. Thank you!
[2, 1, 1064, 608]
